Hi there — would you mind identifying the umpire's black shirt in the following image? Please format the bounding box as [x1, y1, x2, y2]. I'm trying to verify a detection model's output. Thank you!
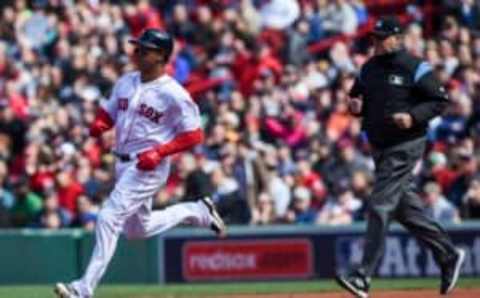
[350, 49, 449, 148]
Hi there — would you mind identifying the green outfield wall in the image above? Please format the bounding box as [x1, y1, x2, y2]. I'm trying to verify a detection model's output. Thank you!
[0, 230, 79, 284]
[0, 222, 479, 284]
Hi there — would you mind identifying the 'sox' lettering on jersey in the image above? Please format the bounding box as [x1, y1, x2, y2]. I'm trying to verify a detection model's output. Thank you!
[138, 103, 164, 124]
[118, 98, 128, 111]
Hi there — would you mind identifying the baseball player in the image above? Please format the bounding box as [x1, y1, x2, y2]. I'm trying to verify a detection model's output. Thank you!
[54, 29, 226, 298]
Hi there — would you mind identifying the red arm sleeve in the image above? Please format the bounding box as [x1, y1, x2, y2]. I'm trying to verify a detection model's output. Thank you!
[136, 128, 204, 171]
[89, 108, 114, 137]
[156, 128, 204, 157]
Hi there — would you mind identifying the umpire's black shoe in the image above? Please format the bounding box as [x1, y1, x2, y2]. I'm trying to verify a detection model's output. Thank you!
[440, 248, 465, 295]
[335, 272, 370, 298]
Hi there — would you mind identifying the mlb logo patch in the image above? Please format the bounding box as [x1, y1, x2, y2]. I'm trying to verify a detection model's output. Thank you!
[388, 74, 405, 86]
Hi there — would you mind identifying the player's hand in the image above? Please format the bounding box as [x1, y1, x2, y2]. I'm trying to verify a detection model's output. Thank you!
[89, 108, 114, 137]
[137, 149, 162, 171]
[348, 97, 363, 115]
[392, 113, 413, 129]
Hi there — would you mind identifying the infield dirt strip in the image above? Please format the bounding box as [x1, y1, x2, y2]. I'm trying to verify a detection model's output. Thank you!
[221, 289, 480, 298]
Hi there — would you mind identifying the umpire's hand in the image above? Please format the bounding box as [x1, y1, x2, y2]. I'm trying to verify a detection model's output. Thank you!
[392, 113, 413, 129]
[348, 97, 363, 115]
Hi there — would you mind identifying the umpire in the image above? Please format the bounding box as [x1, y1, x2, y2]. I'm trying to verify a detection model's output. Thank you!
[335, 16, 465, 298]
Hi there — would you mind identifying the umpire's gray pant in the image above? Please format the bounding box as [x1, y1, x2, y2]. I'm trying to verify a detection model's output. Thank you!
[359, 137, 456, 277]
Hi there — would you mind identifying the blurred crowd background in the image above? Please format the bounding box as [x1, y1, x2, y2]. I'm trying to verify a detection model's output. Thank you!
[1, 0, 480, 230]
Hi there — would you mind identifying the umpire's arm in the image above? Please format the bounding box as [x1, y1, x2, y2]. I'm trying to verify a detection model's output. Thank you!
[409, 62, 449, 126]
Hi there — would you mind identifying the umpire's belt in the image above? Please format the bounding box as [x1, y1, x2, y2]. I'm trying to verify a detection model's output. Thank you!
[112, 151, 132, 162]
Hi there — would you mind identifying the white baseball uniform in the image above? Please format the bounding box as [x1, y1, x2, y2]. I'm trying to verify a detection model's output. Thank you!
[71, 72, 213, 297]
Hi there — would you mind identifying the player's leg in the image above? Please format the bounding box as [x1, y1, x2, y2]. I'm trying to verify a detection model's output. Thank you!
[58, 166, 159, 298]
[124, 197, 226, 240]
[396, 184, 464, 295]
[68, 189, 145, 297]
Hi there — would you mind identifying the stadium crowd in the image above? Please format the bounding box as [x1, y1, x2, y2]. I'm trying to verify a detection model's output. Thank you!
[1, 0, 480, 230]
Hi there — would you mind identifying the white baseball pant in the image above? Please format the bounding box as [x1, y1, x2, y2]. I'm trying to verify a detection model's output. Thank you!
[70, 161, 211, 297]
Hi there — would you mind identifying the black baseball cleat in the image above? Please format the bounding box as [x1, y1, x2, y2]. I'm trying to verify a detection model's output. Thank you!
[201, 197, 227, 238]
[440, 248, 465, 295]
[335, 272, 370, 298]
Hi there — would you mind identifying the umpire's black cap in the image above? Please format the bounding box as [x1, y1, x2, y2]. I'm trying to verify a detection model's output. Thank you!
[129, 28, 174, 59]
[371, 16, 403, 38]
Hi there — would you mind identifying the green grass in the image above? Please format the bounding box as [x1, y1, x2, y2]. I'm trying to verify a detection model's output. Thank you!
[1, 278, 479, 298]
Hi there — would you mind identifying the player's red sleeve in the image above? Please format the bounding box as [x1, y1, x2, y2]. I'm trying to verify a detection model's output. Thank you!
[136, 128, 204, 171]
[156, 128, 204, 157]
[89, 108, 114, 138]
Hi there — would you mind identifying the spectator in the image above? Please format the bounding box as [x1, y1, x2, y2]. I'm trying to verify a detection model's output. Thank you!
[0, 106, 27, 157]
[423, 181, 460, 223]
[233, 142, 263, 211]
[10, 180, 43, 227]
[462, 176, 480, 219]
[322, 0, 359, 35]
[240, 0, 262, 35]
[431, 92, 472, 144]
[260, 0, 300, 30]
[168, 4, 195, 42]
[40, 212, 62, 230]
[0, 160, 14, 211]
[258, 146, 292, 218]
[317, 179, 362, 225]
[329, 42, 356, 74]
[295, 159, 327, 209]
[263, 104, 307, 148]
[181, 153, 213, 201]
[312, 139, 336, 176]
[250, 192, 275, 225]
[324, 139, 371, 189]
[351, 0, 368, 26]
[427, 150, 458, 194]
[55, 171, 84, 218]
[351, 170, 372, 202]
[211, 167, 249, 224]
[277, 145, 296, 177]
[448, 151, 478, 206]
[124, 1, 162, 38]
[285, 186, 317, 224]
[454, 0, 480, 30]
[286, 19, 311, 67]
[75, 195, 99, 231]
[36, 192, 71, 228]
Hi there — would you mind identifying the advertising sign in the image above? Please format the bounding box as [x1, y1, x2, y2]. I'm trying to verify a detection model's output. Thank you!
[182, 239, 313, 281]
[162, 225, 480, 282]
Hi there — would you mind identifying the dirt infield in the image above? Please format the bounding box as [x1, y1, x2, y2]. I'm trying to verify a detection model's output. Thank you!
[222, 288, 480, 298]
